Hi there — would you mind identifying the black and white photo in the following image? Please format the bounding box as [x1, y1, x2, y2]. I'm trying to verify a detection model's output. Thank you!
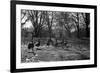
[21, 10, 90, 63]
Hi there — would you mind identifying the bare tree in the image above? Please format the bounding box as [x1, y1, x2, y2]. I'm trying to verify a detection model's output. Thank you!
[45, 11, 54, 40]
[82, 13, 90, 37]
[27, 10, 47, 40]
[70, 12, 81, 38]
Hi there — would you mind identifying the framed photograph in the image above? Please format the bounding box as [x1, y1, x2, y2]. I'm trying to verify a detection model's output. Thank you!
[10, 0, 97, 72]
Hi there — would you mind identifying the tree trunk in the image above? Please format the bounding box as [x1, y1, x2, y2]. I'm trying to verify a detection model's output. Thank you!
[85, 13, 90, 37]
[76, 13, 80, 38]
[77, 25, 80, 38]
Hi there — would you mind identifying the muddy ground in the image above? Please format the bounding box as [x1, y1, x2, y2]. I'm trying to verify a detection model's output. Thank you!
[21, 39, 90, 63]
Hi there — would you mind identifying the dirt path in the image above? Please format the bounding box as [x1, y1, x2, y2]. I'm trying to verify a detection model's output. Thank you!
[21, 44, 90, 63]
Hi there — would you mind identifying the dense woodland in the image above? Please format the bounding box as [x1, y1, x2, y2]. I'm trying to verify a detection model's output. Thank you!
[21, 9, 90, 62]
